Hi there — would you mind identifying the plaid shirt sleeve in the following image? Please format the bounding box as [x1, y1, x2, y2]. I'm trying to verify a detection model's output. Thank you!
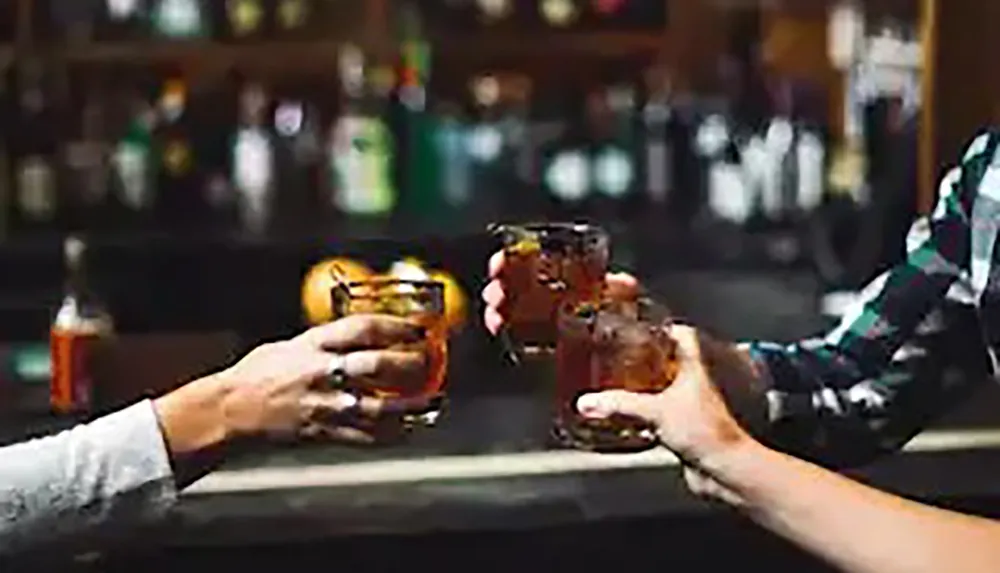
[741, 130, 1000, 468]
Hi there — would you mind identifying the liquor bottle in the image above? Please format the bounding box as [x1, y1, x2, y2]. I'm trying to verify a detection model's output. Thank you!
[329, 95, 396, 220]
[222, 0, 267, 41]
[50, 236, 115, 415]
[641, 69, 673, 207]
[111, 102, 156, 222]
[231, 82, 275, 236]
[11, 62, 59, 236]
[97, 0, 150, 41]
[272, 0, 311, 39]
[63, 95, 111, 231]
[154, 77, 202, 231]
[272, 89, 324, 235]
[329, 47, 396, 222]
[151, 0, 207, 38]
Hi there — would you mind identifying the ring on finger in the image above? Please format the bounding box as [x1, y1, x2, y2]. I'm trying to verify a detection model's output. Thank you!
[327, 352, 350, 388]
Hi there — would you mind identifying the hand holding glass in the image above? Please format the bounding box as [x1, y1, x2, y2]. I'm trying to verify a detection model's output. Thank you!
[489, 222, 609, 361]
[555, 298, 678, 452]
[332, 278, 448, 428]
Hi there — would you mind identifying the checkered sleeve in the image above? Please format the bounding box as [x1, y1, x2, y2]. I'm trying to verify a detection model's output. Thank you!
[741, 129, 1000, 468]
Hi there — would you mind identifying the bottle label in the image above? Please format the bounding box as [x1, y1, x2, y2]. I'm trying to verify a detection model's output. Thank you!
[107, 0, 140, 19]
[277, 0, 307, 30]
[233, 129, 273, 196]
[113, 141, 149, 209]
[154, 0, 204, 37]
[227, 0, 263, 35]
[330, 116, 395, 215]
[163, 139, 192, 176]
[17, 157, 55, 220]
[50, 330, 103, 413]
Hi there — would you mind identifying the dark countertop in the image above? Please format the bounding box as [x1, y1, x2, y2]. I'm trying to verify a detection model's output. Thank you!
[149, 375, 1000, 547]
[5, 331, 1000, 552]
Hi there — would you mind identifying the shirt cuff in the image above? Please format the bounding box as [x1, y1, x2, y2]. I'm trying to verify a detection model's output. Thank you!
[739, 342, 812, 425]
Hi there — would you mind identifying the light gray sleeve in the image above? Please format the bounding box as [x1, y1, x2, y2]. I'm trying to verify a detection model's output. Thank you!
[0, 400, 178, 554]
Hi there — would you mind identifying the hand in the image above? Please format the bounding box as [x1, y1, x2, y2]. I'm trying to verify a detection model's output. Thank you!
[481, 250, 640, 335]
[575, 326, 769, 496]
[155, 314, 432, 452]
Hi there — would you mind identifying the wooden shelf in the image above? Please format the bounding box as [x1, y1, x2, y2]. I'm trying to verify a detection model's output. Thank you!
[433, 32, 666, 59]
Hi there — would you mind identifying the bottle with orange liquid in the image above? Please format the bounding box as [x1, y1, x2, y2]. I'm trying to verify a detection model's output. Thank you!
[49, 236, 114, 415]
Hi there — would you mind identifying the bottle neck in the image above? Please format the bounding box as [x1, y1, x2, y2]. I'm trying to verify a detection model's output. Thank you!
[64, 246, 99, 310]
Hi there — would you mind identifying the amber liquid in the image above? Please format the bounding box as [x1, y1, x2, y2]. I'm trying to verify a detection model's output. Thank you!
[50, 328, 107, 414]
[368, 318, 448, 397]
[554, 316, 677, 452]
[334, 289, 449, 427]
[503, 245, 607, 358]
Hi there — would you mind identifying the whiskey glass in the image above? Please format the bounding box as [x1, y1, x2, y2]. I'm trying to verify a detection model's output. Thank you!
[489, 222, 609, 362]
[331, 278, 447, 427]
[554, 298, 678, 452]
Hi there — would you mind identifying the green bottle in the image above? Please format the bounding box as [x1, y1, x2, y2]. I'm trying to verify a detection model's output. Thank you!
[112, 114, 154, 211]
[329, 105, 396, 218]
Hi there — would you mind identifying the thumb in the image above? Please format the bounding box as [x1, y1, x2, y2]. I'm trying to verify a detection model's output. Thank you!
[576, 390, 662, 423]
[606, 272, 640, 301]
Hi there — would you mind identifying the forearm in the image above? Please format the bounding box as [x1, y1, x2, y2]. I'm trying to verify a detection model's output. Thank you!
[0, 401, 177, 554]
[0, 373, 236, 554]
[700, 440, 1000, 573]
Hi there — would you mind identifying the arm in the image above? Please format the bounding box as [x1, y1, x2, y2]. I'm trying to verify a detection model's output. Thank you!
[0, 314, 430, 555]
[0, 375, 232, 555]
[701, 439, 1000, 573]
[740, 130, 1000, 467]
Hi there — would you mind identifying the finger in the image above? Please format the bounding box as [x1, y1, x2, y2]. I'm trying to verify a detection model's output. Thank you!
[301, 422, 376, 445]
[576, 390, 662, 423]
[300, 390, 360, 419]
[301, 314, 425, 351]
[488, 250, 505, 279]
[606, 272, 640, 301]
[484, 306, 505, 335]
[338, 392, 440, 420]
[481, 278, 505, 307]
[671, 325, 703, 362]
[342, 349, 426, 390]
[377, 393, 443, 417]
[300, 390, 385, 426]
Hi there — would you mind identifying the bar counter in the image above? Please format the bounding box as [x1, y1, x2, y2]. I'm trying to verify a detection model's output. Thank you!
[160, 378, 1000, 547]
[5, 358, 1000, 573]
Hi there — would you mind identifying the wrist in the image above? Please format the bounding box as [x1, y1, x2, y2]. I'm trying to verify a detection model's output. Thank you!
[152, 373, 235, 457]
[692, 436, 772, 505]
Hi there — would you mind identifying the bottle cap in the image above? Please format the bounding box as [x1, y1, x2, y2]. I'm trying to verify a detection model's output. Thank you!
[64, 235, 85, 267]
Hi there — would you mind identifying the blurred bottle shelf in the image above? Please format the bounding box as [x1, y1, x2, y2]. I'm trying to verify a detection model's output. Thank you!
[54, 39, 344, 65]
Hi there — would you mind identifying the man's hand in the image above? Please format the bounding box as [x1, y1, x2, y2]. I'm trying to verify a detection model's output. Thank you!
[481, 250, 639, 334]
[154, 314, 431, 459]
[575, 326, 768, 497]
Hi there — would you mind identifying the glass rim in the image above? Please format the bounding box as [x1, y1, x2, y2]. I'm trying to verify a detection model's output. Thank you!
[559, 297, 672, 325]
[488, 221, 607, 236]
[333, 277, 445, 291]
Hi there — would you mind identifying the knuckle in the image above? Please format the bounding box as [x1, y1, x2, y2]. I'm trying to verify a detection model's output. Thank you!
[254, 342, 280, 356]
[353, 315, 382, 342]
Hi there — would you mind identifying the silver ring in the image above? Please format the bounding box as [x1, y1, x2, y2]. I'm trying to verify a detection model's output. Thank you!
[327, 353, 349, 387]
